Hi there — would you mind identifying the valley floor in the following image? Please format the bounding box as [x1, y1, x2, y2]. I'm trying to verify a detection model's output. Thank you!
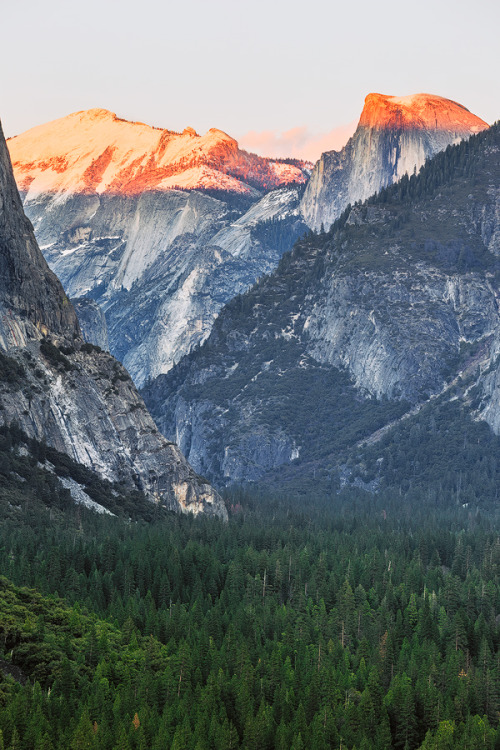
[0, 465, 499, 750]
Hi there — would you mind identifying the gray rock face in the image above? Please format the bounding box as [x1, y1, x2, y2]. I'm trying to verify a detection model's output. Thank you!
[301, 93, 489, 231]
[72, 298, 109, 350]
[165, 392, 300, 483]
[143, 124, 500, 486]
[0, 119, 226, 520]
[304, 262, 499, 402]
[0, 122, 79, 348]
[0, 342, 226, 518]
[22, 186, 305, 386]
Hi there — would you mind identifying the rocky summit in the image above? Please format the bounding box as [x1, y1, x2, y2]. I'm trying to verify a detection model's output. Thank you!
[0, 119, 227, 520]
[9, 108, 308, 196]
[300, 93, 489, 231]
[142, 123, 500, 487]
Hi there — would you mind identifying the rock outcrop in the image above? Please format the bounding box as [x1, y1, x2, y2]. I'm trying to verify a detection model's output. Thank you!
[301, 93, 489, 231]
[0, 119, 227, 520]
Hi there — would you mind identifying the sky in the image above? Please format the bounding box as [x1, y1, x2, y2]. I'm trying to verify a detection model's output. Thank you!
[2, 0, 499, 162]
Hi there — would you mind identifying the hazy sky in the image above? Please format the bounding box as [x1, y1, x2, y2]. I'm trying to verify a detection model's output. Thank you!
[2, 0, 498, 160]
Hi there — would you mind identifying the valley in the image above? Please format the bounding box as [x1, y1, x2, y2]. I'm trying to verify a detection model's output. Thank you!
[0, 82, 499, 750]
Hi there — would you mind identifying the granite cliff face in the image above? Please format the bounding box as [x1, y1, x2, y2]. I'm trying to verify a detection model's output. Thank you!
[0, 119, 226, 519]
[72, 298, 109, 350]
[301, 93, 489, 231]
[25, 186, 306, 385]
[143, 124, 500, 486]
[0, 127, 79, 348]
[8, 110, 308, 385]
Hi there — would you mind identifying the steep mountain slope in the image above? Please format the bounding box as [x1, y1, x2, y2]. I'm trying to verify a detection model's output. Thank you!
[0, 130, 79, 348]
[0, 118, 226, 519]
[142, 124, 500, 486]
[301, 93, 489, 230]
[8, 110, 308, 384]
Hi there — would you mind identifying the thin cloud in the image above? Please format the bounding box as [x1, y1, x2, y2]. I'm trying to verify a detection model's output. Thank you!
[238, 122, 357, 163]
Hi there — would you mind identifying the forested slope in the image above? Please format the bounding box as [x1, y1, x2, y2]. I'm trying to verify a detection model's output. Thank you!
[143, 124, 500, 488]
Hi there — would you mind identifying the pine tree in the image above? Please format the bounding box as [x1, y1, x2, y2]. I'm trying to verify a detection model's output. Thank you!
[70, 710, 95, 750]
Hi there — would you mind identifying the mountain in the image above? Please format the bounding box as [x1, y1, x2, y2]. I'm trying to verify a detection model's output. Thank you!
[8, 97, 487, 389]
[142, 123, 500, 487]
[0, 118, 226, 519]
[8, 109, 309, 385]
[9, 108, 307, 196]
[301, 93, 489, 231]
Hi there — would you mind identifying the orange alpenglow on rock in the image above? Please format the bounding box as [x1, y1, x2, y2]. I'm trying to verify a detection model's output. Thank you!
[358, 93, 489, 133]
[300, 91, 489, 231]
[7, 108, 308, 198]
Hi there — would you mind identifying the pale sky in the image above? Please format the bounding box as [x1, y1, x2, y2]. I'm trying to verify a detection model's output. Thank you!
[2, 0, 499, 161]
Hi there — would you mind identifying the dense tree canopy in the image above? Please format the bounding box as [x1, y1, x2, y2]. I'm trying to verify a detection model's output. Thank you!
[0, 444, 499, 749]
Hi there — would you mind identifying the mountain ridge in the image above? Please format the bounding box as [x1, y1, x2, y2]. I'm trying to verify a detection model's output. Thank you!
[8, 94, 489, 388]
[8, 108, 309, 198]
[9, 107, 310, 385]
